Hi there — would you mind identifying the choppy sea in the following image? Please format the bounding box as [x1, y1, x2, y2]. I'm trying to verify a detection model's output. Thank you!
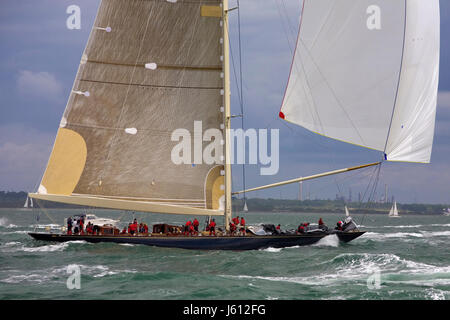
[0, 208, 449, 300]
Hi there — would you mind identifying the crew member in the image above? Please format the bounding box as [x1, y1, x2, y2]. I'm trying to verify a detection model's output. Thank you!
[193, 218, 199, 232]
[185, 220, 192, 235]
[209, 219, 216, 236]
[189, 224, 195, 235]
[79, 218, 84, 235]
[240, 217, 246, 235]
[229, 222, 237, 235]
[131, 219, 138, 235]
[67, 217, 73, 235]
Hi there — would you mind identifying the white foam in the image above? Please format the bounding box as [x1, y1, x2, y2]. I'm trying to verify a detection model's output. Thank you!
[1, 242, 68, 254]
[422, 230, 450, 237]
[66, 240, 89, 245]
[260, 247, 283, 253]
[0, 217, 8, 226]
[21, 243, 68, 252]
[2, 241, 22, 247]
[1, 265, 137, 285]
[424, 289, 448, 300]
[221, 251, 450, 289]
[364, 232, 424, 240]
[364, 223, 450, 229]
[312, 234, 339, 247]
[0, 217, 18, 228]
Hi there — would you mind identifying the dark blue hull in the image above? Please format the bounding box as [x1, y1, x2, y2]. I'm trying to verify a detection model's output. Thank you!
[335, 231, 366, 243]
[28, 232, 327, 250]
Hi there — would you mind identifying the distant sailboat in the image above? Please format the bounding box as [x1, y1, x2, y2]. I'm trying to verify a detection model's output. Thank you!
[243, 201, 248, 213]
[23, 196, 33, 209]
[389, 202, 400, 218]
[345, 205, 350, 217]
[443, 208, 450, 216]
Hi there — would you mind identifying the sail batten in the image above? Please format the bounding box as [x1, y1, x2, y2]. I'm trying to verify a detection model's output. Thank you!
[280, 0, 440, 163]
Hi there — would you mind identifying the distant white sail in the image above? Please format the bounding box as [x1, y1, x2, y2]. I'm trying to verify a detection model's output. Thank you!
[24, 196, 29, 208]
[243, 201, 248, 212]
[345, 205, 350, 217]
[389, 201, 399, 217]
[280, 0, 440, 163]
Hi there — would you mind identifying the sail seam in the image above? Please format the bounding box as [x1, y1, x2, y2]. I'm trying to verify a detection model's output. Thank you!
[85, 59, 222, 71]
[64, 123, 221, 134]
[79, 79, 223, 90]
[71, 193, 206, 203]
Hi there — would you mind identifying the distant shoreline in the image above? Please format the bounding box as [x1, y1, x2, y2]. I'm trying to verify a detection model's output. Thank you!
[1, 191, 448, 215]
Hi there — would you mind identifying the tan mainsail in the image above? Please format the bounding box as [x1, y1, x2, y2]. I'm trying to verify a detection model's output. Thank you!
[31, 0, 227, 215]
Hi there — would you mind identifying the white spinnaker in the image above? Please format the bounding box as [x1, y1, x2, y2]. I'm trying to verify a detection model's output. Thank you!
[280, 0, 440, 163]
[385, 0, 440, 163]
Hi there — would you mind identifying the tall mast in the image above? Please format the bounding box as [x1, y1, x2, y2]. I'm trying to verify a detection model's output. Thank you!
[223, 0, 232, 231]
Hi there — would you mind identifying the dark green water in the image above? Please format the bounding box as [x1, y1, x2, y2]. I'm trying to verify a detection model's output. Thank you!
[0, 208, 449, 300]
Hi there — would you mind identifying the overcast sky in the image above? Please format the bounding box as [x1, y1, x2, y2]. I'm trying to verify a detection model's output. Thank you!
[1, 0, 450, 204]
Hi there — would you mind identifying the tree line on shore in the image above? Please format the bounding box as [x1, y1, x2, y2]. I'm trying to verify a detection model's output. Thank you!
[0, 191, 447, 215]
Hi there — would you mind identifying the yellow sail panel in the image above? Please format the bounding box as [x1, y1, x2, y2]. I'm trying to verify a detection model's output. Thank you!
[40, 128, 87, 195]
[201, 5, 222, 17]
[28, 193, 224, 216]
[205, 165, 224, 210]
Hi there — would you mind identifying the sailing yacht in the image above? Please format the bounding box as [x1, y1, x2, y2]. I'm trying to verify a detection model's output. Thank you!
[28, 0, 440, 249]
[443, 208, 450, 216]
[22, 196, 33, 210]
[389, 202, 400, 218]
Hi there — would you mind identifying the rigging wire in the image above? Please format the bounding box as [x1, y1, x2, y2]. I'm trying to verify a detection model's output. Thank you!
[228, 1, 246, 209]
[236, 0, 247, 208]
